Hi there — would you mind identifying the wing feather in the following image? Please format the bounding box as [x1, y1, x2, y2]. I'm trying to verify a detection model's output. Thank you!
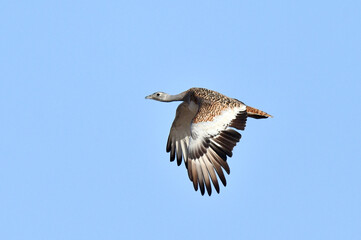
[190, 160, 198, 191]
[207, 151, 227, 186]
[203, 155, 220, 193]
[180, 140, 188, 164]
[176, 140, 182, 166]
[167, 102, 198, 166]
[195, 159, 205, 195]
[208, 147, 230, 175]
[199, 156, 212, 195]
[187, 102, 246, 195]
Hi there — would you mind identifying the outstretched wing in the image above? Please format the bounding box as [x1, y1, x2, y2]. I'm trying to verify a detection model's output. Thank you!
[166, 102, 198, 167]
[187, 101, 247, 196]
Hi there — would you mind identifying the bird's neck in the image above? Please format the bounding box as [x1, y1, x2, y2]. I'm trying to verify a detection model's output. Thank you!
[165, 91, 188, 102]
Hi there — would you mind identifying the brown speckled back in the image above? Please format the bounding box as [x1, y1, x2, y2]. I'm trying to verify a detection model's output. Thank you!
[189, 88, 244, 123]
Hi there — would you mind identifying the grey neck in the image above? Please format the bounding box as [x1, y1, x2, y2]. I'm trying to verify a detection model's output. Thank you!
[165, 91, 188, 102]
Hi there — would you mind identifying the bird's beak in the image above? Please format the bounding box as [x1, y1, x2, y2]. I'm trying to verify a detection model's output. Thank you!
[145, 95, 152, 99]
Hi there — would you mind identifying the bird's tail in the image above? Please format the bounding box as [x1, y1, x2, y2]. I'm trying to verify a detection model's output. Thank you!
[246, 106, 273, 119]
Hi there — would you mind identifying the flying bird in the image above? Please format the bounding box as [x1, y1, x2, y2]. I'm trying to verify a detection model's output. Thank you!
[145, 88, 272, 196]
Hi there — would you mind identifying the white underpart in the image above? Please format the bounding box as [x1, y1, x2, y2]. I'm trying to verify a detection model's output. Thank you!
[189, 106, 245, 153]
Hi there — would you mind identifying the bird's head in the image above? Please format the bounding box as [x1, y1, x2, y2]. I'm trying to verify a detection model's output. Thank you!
[145, 91, 169, 102]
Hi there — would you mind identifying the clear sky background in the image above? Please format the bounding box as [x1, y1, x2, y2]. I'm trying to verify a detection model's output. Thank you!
[1, 1, 361, 239]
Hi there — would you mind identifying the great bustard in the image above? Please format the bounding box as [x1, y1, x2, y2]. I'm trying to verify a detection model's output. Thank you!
[145, 88, 272, 196]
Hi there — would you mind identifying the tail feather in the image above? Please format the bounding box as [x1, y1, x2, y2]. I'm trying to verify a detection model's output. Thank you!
[246, 106, 273, 119]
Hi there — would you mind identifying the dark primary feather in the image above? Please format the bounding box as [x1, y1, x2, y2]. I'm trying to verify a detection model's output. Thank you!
[230, 111, 247, 130]
[190, 161, 198, 191]
[209, 142, 231, 174]
[170, 145, 175, 162]
[203, 157, 220, 193]
[200, 158, 212, 195]
[166, 135, 172, 152]
[176, 141, 182, 166]
[212, 138, 234, 157]
[209, 141, 228, 161]
[207, 151, 227, 186]
[196, 161, 205, 195]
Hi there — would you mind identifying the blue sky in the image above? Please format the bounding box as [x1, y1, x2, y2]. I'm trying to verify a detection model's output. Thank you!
[1, 1, 361, 239]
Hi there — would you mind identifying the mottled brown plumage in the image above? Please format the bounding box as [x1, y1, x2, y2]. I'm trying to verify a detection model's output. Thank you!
[188, 88, 245, 123]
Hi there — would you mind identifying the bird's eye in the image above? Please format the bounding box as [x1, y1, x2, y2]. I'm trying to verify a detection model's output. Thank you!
[156, 93, 160, 96]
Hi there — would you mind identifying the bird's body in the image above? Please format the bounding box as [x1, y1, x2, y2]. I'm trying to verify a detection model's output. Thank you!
[145, 88, 272, 196]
